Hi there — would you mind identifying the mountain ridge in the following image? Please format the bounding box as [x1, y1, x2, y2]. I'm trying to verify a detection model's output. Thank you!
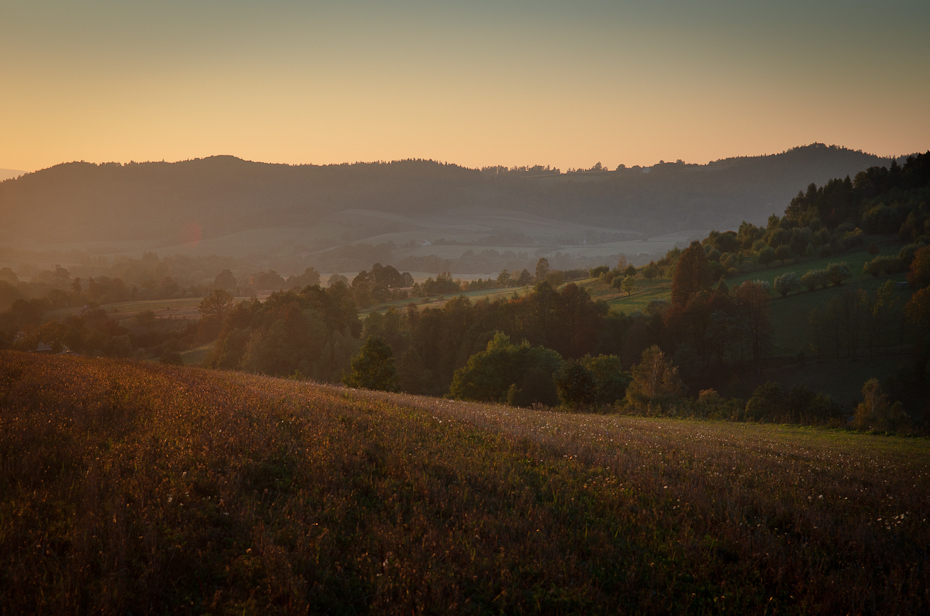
[0, 144, 906, 258]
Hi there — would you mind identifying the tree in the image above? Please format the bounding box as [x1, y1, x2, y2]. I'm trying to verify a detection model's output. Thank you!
[670, 241, 712, 308]
[905, 287, 930, 331]
[825, 262, 851, 286]
[623, 265, 637, 278]
[214, 269, 238, 293]
[583, 354, 631, 406]
[757, 246, 776, 266]
[642, 262, 659, 280]
[515, 269, 533, 285]
[775, 245, 792, 263]
[733, 281, 772, 368]
[287, 267, 321, 289]
[851, 378, 909, 432]
[343, 336, 398, 392]
[535, 257, 550, 282]
[497, 269, 511, 286]
[554, 360, 597, 408]
[621, 275, 637, 296]
[448, 332, 563, 407]
[199, 289, 234, 323]
[800, 269, 826, 291]
[328, 273, 349, 287]
[624, 345, 683, 410]
[909, 245, 930, 289]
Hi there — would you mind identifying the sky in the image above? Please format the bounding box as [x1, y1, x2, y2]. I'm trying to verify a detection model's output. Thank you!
[2, 0, 929, 173]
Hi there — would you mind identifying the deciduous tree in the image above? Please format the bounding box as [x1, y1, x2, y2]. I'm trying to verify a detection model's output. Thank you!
[670, 241, 712, 308]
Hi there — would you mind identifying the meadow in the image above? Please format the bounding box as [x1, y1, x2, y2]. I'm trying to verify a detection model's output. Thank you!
[1, 351, 927, 614]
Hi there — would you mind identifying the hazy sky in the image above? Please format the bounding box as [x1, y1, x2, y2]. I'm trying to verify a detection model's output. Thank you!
[3, 0, 928, 172]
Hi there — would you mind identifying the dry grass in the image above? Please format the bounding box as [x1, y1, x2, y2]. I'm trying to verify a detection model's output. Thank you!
[1, 351, 928, 614]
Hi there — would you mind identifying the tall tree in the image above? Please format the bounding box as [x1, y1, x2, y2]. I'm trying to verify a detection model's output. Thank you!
[670, 241, 712, 307]
[343, 336, 398, 392]
[733, 281, 773, 368]
[535, 257, 550, 282]
[624, 345, 683, 409]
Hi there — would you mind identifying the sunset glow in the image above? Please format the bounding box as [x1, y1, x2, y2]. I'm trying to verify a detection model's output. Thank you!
[2, 0, 928, 173]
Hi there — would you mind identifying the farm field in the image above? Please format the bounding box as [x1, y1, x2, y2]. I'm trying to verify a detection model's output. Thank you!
[1, 351, 927, 614]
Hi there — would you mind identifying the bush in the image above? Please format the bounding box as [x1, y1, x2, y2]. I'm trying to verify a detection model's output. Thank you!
[863, 256, 905, 277]
[589, 265, 610, 279]
[851, 378, 910, 432]
[825, 262, 851, 286]
[800, 269, 826, 291]
[745, 381, 786, 422]
[554, 361, 597, 408]
[773, 272, 801, 297]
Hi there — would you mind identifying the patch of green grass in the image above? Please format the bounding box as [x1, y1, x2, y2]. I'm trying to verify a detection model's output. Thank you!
[181, 342, 214, 366]
[748, 355, 912, 406]
[765, 275, 911, 355]
[580, 277, 672, 313]
[728, 246, 900, 289]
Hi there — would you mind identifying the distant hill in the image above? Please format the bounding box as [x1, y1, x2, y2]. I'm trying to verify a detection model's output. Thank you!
[0, 145, 899, 259]
[0, 169, 23, 182]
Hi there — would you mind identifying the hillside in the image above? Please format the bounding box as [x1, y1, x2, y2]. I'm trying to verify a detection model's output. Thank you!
[0, 145, 894, 272]
[2, 351, 927, 614]
[0, 169, 22, 182]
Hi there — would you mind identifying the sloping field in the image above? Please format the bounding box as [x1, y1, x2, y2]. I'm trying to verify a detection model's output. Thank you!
[1, 351, 928, 614]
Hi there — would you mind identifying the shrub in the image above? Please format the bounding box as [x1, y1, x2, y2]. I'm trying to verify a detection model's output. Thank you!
[851, 378, 910, 432]
[554, 360, 597, 408]
[800, 269, 826, 291]
[863, 256, 905, 277]
[773, 272, 801, 297]
[825, 262, 851, 286]
[589, 265, 610, 279]
[745, 381, 786, 422]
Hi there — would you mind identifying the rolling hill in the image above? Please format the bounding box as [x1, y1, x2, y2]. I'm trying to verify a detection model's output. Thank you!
[0, 145, 896, 272]
[2, 351, 927, 614]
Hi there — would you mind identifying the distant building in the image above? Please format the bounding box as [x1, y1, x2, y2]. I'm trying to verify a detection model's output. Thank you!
[418, 240, 432, 247]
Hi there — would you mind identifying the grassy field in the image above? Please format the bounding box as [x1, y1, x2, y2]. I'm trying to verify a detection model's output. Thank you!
[2, 351, 928, 614]
[582, 277, 672, 313]
[727, 245, 902, 289]
[726, 247, 911, 356]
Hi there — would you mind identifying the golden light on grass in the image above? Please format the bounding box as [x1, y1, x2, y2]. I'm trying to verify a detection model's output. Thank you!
[1, 350, 928, 612]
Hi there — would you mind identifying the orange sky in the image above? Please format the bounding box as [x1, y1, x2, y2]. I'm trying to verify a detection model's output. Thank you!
[2, 1, 928, 173]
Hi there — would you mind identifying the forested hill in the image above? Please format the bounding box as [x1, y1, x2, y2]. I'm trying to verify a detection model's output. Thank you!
[0, 145, 896, 248]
